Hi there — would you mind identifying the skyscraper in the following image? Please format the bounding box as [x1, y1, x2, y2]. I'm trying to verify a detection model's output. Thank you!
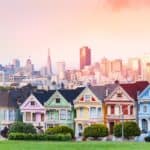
[47, 48, 52, 76]
[25, 58, 34, 76]
[100, 57, 111, 77]
[12, 59, 20, 71]
[142, 54, 150, 82]
[56, 61, 66, 80]
[80, 46, 91, 70]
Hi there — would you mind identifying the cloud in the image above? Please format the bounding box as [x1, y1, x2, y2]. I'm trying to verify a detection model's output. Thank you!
[101, 0, 150, 11]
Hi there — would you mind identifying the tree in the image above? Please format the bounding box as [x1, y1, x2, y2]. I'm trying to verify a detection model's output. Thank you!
[45, 126, 74, 138]
[83, 124, 108, 139]
[114, 121, 140, 139]
[9, 122, 36, 134]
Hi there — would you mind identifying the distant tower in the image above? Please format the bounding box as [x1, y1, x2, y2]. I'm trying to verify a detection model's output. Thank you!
[80, 46, 91, 70]
[56, 61, 66, 80]
[25, 58, 34, 76]
[47, 48, 52, 76]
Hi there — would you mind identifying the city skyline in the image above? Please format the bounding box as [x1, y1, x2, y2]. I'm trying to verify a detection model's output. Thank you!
[1, 0, 150, 69]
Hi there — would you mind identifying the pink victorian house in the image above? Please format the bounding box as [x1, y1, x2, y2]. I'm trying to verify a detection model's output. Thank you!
[20, 93, 46, 130]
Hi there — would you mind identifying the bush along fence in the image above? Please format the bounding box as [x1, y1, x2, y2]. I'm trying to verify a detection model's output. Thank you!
[83, 124, 108, 140]
[7, 122, 73, 141]
[8, 133, 72, 141]
[113, 121, 141, 139]
[5, 121, 149, 142]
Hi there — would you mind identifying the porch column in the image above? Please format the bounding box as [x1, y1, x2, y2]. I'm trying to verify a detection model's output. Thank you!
[59, 109, 60, 120]
[31, 112, 33, 122]
[66, 109, 68, 120]
[148, 119, 150, 132]
[128, 105, 130, 115]
[23, 112, 26, 122]
[75, 122, 78, 138]
[138, 118, 142, 131]
[107, 105, 110, 115]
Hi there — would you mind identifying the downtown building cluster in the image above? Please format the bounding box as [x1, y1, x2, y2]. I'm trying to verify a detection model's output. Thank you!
[0, 81, 150, 137]
[0, 47, 150, 90]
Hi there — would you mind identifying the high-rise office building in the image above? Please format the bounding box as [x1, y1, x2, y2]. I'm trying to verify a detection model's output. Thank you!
[47, 48, 52, 76]
[100, 57, 111, 77]
[142, 54, 150, 82]
[12, 59, 20, 71]
[56, 61, 66, 80]
[25, 58, 34, 75]
[80, 46, 91, 70]
[111, 59, 123, 73]
[127, 57, 141, 81]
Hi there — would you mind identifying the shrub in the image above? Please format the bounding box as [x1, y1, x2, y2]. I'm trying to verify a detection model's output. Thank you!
[9, 122, 36, 134]
[8, 133, 72, 141]
[0, 126, 9, 138]
[145, 136, 150, 142]
[83, 124, 108, 139]
[114, 121, 140, 139]
[45, 126, 74, 138]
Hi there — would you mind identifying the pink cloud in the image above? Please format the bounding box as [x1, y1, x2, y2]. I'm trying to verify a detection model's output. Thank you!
[102, 0, 150, 11]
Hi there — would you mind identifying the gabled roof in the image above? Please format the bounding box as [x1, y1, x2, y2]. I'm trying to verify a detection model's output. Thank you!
[33, 90, 55, 105]
[120, 81, 149, 100]
[33, 87, 85, 105]
[58, 87, 85, 104]
[89, 84, 117, 101]
[0, 87, 31, 108]
[138, 84, 150, 99]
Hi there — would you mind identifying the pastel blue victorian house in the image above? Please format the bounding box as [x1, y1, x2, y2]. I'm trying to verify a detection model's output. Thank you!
[138, 85, 150, 133]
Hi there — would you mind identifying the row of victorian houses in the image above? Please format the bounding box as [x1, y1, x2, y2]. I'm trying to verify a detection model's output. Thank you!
[0, 81, 150, 137]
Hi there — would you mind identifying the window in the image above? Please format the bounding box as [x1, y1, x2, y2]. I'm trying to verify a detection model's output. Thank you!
[56, 98, 60, 103]
[26, 112, 31, 121]
[84, 95, 91, 101]
[97, 107, 101, 116]
[130, 106, 133, 115]
[32, 113, 36, 121]
[111, 105, 115, 114]
[48, 111, 55, 120]
[79, 108, 83, 117]
[117, 93, 122, 97]
[9, 110, 14, 121]
[4, 110, 7, 121]
[60, 109, 66, 120]
[31, 101, 35, 106]
[122, 105, 128, 115]
[91, 97, 96, 102]
[41, 114, 44, 122]
[90, 107, 97, 119]
[143, 105, 147, 113]
[80, 97, 84, 101]
[67, 110, 72, 120]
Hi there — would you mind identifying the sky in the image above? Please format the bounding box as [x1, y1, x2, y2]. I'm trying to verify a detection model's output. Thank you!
[0, 0, 150, 69]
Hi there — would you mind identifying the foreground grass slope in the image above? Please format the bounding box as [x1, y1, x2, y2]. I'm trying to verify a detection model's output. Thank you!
[0, 141, 149, 150]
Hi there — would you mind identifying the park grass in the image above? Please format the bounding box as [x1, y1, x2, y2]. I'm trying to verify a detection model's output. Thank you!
[0, 141, 150, 150]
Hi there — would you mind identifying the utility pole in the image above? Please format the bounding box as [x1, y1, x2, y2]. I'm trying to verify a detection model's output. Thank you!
[121, 114, 124, 141]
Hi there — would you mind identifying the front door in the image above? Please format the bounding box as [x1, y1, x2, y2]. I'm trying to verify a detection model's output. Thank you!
[109, 122, 114, 134]
[142, 119, 148, 133]
[78, 124, 83, 137]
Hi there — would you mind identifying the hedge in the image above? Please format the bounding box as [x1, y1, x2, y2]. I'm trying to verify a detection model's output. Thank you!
[45, 126, 74, 138]
[8, 133, 72, 141]
[145, 136, 150, 142]
[83, 124, 108, 139]
[9, 122, 36, 134]
[114, 121, 140, 139]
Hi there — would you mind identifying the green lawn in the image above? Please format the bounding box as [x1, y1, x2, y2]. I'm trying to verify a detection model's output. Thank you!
[0, 141, 150, 150]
